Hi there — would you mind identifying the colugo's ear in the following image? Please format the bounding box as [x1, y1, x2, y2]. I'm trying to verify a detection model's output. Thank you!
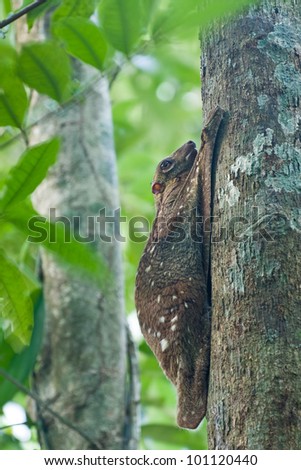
[152, 181, 165, 194]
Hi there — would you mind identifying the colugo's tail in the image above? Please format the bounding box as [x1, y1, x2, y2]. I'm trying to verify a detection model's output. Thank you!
[176, 341, 210, 429]
[176, 377, 208, 429]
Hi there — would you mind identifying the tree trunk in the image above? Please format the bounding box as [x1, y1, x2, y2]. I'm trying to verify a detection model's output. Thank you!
[31, 64, 130, 449]
[201, 0, 301, 449]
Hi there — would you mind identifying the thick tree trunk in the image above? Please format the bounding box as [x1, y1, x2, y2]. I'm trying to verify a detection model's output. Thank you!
[31, 65, 129, 449]
[201, 0, 301, 449]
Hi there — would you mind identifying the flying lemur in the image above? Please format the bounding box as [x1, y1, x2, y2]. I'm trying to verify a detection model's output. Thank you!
[135, 108, 225, 429]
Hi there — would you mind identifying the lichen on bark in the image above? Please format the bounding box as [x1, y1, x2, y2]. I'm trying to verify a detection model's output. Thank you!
[201, 0, 301, 449]
[31, 65, 128, 450]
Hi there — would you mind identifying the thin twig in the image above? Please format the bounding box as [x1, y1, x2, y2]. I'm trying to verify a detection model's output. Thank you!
[0, 422, 28, 432]
[124, 323, 141, 450]
[0, 0, 48, 29]
[0, 367, 101, 449]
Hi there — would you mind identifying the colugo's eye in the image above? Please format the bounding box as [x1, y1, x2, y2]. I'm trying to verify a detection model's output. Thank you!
[160, 159, 173, 172]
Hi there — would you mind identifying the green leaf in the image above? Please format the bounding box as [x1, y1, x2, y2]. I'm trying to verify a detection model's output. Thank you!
[0, 139, 60, 213]
[0, 41, 17, 70]
[198, 0, 259, 28]
[141, 0, 159, 26]
[21, 0, 60, 29]
[29, 219, 109, 284]
[5, 202, 111, 287]
[98, 0, 143, 55]
[0, 250, 33, 351]
[53, 18, 107, 71]
[0, 43, 28, 129]
[0, 291, 44, 407]
[52, 0, 97, 22]
[18, 41, 72, 102]
[0, 77, 28, 130]
[151, 0, 258, 42]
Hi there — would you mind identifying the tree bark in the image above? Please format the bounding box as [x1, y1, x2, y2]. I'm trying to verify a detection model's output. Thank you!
[30, 64, 130, 449]
[201, 0, 301, 449]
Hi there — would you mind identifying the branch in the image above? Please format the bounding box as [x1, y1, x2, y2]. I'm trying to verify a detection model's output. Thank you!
[124, 323, 141, 450]
[0, 0, 48, 29]
[0, 366, 101, 449]
[0, 422, 27, 432]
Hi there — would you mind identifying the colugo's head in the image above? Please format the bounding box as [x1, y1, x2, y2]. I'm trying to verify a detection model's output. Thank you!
[151, 141, 197, 205]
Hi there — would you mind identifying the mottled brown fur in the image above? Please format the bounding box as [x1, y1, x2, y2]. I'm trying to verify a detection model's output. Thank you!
[135, 109, 224, 429]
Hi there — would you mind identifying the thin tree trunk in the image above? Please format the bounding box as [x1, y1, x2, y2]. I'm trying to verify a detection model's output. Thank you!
[201, 0, 301, 449]
[30, 64, 129, 449]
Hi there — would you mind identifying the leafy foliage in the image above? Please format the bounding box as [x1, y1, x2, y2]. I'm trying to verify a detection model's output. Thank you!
[0, 0, 257, 451]
[53, 18, 107, 70]
[0, 292, 44, 407]
[22, 0, 61, 29]
[98, 0, 145, 55]
[0, 44, 28, 129]
[52, 0, 98, 22]
[5, 203, 110, 287]
[0, 250, 33, 351]
[0, 139, 60, 213]
[150, 0, 259, 42]
[18, 41, 72, 102]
